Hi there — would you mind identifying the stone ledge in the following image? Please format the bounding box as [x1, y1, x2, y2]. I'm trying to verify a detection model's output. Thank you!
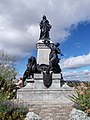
[36, 39, 53, 44]
[34, 73, 61, 80]
[36, 39, 54, 49]
[26, 79, 34, 82]
[17, 89, 74, 92]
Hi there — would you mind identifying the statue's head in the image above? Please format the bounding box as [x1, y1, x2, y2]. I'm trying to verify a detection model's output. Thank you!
[43, 15, 46, 20]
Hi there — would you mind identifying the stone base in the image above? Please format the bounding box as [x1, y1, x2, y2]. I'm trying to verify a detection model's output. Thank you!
[17, 89, 74, 104]
[34, 73, 62, 89]
[17, 73, 75, 104]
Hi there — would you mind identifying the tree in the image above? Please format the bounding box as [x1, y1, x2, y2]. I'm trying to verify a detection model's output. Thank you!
[0, 50, 16, 67]
[0, 50, 17, 80]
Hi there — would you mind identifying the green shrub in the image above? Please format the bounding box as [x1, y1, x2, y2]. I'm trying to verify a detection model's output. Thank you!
[70, 82, 90, 116]
[0, 51, 28, 119]
[0, 101, 28, 120]
[0, 85, 17, 100]
[0, 74, 18, 100]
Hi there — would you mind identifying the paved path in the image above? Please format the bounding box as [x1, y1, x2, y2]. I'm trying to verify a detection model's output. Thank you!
[28, 103, 74, 120]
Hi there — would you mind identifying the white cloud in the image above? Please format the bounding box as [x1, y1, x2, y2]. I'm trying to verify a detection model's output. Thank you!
[61, 53, 90, 69]
[27, 25, 39, 40]
[0, 0, 90, 58]
[63, 70, 90, 81]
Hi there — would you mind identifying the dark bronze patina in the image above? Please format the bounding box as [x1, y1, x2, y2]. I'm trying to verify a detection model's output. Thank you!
[39, 15, 51, 40]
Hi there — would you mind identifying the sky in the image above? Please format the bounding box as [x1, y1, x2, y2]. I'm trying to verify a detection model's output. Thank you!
[0, 0, 90, 80]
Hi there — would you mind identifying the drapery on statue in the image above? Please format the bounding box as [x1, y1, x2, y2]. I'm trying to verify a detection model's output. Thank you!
[39, 15, 52, 39]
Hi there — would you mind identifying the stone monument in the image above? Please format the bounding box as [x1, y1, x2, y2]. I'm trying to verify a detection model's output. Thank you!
[17, 16, 74, 103]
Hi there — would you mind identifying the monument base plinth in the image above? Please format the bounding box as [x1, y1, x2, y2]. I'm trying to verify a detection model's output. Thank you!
[17, 73, 75, 104]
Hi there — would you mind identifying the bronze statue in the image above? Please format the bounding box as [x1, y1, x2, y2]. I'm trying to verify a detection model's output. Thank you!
[39, 15, 52, 39]
[22, 56, 37, 82]
[49, 43, 63, 73]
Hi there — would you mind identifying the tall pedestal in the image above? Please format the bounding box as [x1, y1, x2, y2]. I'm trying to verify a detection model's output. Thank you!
[36, 39, 54, 65]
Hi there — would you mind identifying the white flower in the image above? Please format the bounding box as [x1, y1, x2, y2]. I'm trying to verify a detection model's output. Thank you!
[7, 96, 10, 99]
[1, 87, 4, 90]
[13, 89, 16, 92]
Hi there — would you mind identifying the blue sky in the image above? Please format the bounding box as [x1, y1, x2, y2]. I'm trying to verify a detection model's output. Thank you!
[0, 0, 90, 80]
[60, 23, 90, 80]
[61, 23, 90, 63]
[60, 23, 90, 61]
[61, 23, 90, 58]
